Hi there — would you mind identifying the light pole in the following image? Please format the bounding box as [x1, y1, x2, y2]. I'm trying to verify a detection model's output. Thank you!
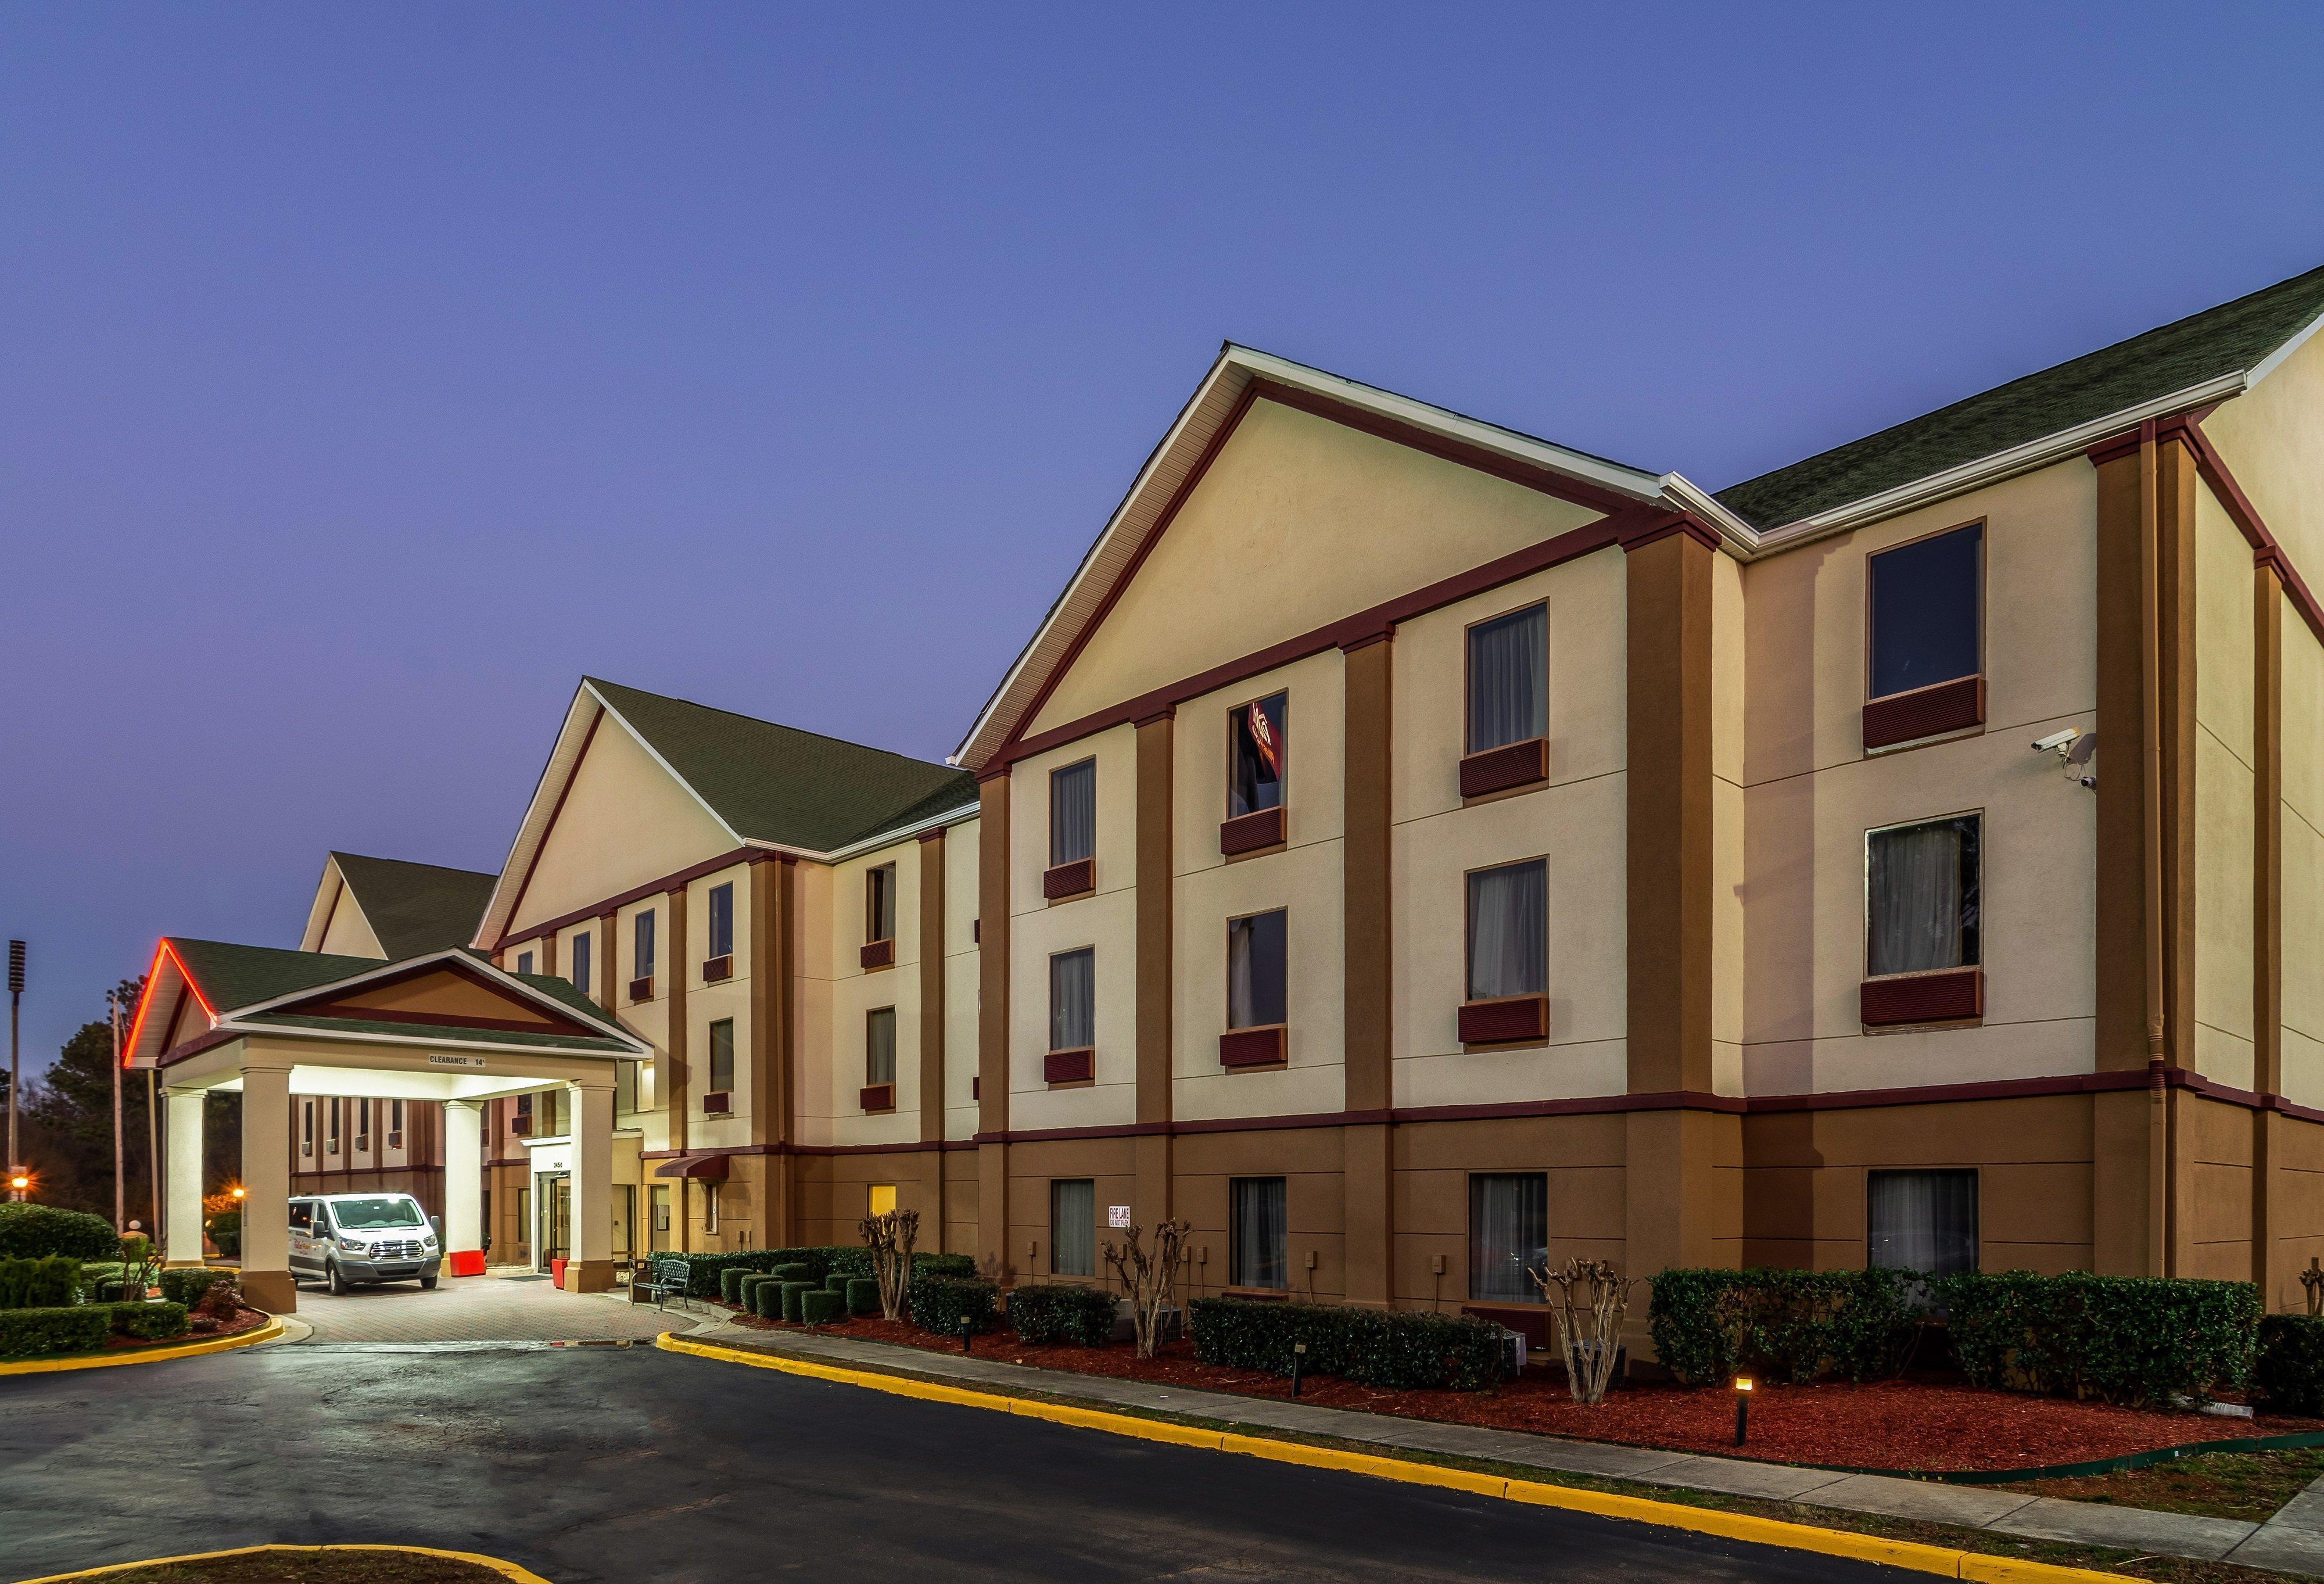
[8, 940, 23, 1203]
[110, 991, 125, 1231]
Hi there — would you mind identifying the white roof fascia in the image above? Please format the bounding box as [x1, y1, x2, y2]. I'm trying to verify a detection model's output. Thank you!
[581, 681, 748, 850]
[299, 856, 348, 954]
[214, 1017, 648, 1061]
[2247, 308, 2324, 391]
[819, 802, 980, 865]
[475, 687, 602, 949]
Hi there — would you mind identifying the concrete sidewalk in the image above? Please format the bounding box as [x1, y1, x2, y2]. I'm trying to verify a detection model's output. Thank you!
[691, 1316, 2324, 1578]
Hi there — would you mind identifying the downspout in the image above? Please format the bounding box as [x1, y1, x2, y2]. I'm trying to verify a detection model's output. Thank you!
[2139, 421, 2169, 1277]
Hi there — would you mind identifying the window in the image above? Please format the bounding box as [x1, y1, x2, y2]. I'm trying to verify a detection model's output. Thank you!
[390, 1099, 404, 1134]
[328, 1097, 342, 1152]
[571, 931, 591, 996]
[634, 909, 657, 983]
[1227, 910, 1287, 1029]
[516, 950, 535, 976]
[652, 1185, 671, 1234]
[289, 1202, 314, 1234]
[301, 1101, 314, 1157]
[1051, 1178, 1096, 1277]
[868, 1184, 897, 1218]
[1868, 1169, 1978, 1276]
[1868, 524, 1981, 700]
[1466, 859, 1547, 1000]
[615, 1060, 638, 1116]
[1467, 604, 1547, 753]
[708, 1018, 735, 1093]
[704, 1182, 721, 1234]
[1049, 948, 1095, 1051]
[1229, 1177, 1287, 1289]
[707, 883, 734, 960]
[866, 863, 896, 944]
[357, 1098, 371, 1145]
[1229, 693, 1287, 817]
[866, 1007, 897, 1086]
[1469, 1174, 1548, 1302]
[1867, 814, 1980, 976]
[1050, 759, 1096, 866]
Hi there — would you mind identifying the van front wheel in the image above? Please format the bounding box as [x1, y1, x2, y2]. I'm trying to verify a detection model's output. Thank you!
[328, 1261, 350, 1296]
[419, 1275, 438, 1291]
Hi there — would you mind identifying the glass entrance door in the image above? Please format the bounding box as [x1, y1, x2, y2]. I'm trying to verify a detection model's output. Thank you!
[536, 1173, 571, 1271]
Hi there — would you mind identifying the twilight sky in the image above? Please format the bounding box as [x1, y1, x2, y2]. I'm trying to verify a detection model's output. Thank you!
[3, 4, 2321, 1074]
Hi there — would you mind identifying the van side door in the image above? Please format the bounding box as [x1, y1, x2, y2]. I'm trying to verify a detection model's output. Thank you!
[288, 1200, 319, 1272]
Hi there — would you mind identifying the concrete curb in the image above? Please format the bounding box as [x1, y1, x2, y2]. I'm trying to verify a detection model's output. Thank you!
[10, 1542, 550, 1583]
[657, 1331, 2124, 1583]
[0, 1317, 286, 1377]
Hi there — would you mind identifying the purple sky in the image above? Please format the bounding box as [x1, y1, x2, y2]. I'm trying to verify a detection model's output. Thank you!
[5, 5, 2321, 1075]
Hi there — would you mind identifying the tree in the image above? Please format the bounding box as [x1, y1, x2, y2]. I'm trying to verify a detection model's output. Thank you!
[861, 1207, 920, 1321]
[1102, 1219, 1191, 1360]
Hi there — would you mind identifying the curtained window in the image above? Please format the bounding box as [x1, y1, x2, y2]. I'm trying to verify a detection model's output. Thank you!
[1230, 1177, 1287, 1289]
[1867, 815, 1981, 976]
[1466, 859, 1548, 1000]
[1467, 604, 1548, 753]
[328, 1097, 342, 1152]
[1229, 693, 1289, 817]
[1052, 1179, 1096, 1277]
[302, 1101, 314, 1156]
[634, 909, 657, 982]
[1868, 1169, 1978, 1276]
[866, 1007, 897, 1085]
[1869, 525, 1981, 699]
[1469, 1174, 1548, 1302]
[1050, 948, 1095, 1051]
[708, 1018, 735, 1092]
[571, 931, 591, 996]
[866, 864, 896, 943]
[1051, 760, 1096, 866]
[517, 951, 534, 976]
[708, 883, 734, 960]
[1227, 910, 1288, 1029]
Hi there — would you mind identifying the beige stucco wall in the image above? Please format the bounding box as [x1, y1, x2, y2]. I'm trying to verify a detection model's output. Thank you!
[510, 713, 734, 934]
[1713, 547, 1746, 1096]
[2196, 482, 2258, 1089]
[683, 861, 754, 1152]
[317, 879, 386, 959]
[2208, 328, 2324, 603]
[2283, 599, 2324, 1108]
[817, 838, 922, 1149]
[1172, 650, 1346, 1122]
[1740, 461, 2097, 1095]
[614, 895, 670, 1145]
[1388, 546, 1630, 1108]
[945, 818, 981, 1141]
[1027, 397, 1608, 737]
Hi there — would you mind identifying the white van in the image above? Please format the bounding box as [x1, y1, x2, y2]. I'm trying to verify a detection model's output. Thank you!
[288, 1192, 443, 1294]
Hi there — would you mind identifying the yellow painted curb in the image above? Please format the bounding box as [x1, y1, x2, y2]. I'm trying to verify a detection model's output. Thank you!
[0, 1317, 285, 1377]
[12, 1542, 550, 1583]
[657, 1332, 2131, 1583]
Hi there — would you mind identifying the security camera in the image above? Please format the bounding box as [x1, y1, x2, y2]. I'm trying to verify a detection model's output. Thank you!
[2032, 729, 2080, 754]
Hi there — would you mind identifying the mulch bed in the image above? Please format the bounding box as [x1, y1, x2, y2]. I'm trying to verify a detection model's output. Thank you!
[96, 1306, 270, 1354]
[715, 1302, 2324, 1474]
[60, 1550, 503, 1582]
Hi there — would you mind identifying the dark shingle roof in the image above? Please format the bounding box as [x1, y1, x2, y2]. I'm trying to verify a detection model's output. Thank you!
[1717, 263, 2324, 531]
[588, 678, 976, 852]
[331, 852, 497, 958]
[167, 937, 621, 1038]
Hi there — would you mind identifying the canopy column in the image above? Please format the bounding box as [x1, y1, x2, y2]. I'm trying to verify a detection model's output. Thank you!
[239, 1059, 296, 1314]
[163, 1088, 206, 1268]
[562, 1077, 617, 1292]
[443, 1099, 485, 1277]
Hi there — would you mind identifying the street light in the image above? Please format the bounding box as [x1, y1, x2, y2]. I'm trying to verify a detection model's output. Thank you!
[7, 940, 23, 1204]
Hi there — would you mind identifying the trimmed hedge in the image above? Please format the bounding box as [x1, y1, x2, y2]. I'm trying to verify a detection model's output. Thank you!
[0, 1255, 83, 1310]
[0, 1203, 122, 1262]
[159, 1268, 228, 1309]
[0, 1305, 110, 1358]
[770, 1262, 815, 1284]
[1188, 1298, 1506, 1392]
[780, 1281, 817, 1323]
[1935, 1271, 2260, 1407]
[108, 1301, 190, 1342]
[737, 1272, 786, 1312]
[911, 1276, 999, 1337]
[719, 1267, 756, 1305]
[2260, 1314, 2324, 1415]
[750, 1279, 784, 1322]
[677, 1244, 974, 1300]
[823, 1272, 851, 1293]
[845, 1277, 880, 1316]
[800, 1289, 846, 1325]
[1007, 1284, 1118, 1346]
[1648, 1267, 1920, 1388]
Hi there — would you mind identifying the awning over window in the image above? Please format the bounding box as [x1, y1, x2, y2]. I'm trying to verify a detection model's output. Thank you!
[652, 1153, 729, 1180]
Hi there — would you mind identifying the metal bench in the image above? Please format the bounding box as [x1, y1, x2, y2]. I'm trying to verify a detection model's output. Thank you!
[629, 1255, 695, 1310]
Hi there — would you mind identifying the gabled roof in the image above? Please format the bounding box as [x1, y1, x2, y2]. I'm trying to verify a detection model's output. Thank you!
[302, 852, 497, 959]
[1717, 261, 2324, 535]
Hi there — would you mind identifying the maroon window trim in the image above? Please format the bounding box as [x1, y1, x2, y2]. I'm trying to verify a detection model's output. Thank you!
[1043, 858, 1095, 899]
[701, 1090, 733, 1116]
[1860, 967, 1982, 1027]
[626, 976, 654, 1002]
[1220, 807, 1285, 857]
[1219, 1025, 1286, 1068]
[1459, 737, 1547, 800]
[1043, 1048, 1095, 1084]
[702, 954, 734, 983]
[860, 938, 894, 970]
[1458, 994, 1548, 1045]
[859, 1083, 896, 1113]
[1863, 676, 1984, 751]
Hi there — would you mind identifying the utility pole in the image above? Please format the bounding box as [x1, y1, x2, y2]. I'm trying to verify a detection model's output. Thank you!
[110, 991, 125, 1231]
[7, 940, 23, 1202]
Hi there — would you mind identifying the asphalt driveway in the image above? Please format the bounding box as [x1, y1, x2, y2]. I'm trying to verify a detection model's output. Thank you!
[285, 1270, 694, 1344]
[1, 1345, 1919, 1584]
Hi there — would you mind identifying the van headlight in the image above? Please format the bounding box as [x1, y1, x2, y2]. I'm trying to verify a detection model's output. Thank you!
[339, 1237, 369, 1254]
[422, 1235, 438, 1250]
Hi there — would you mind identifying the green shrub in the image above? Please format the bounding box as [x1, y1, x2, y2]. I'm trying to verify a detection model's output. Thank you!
[780, 1281, 817, 1323]
[159, 1268, 228, 1309]
[0, 1255, 83, 1310]
[800, 1289, 846, 1325]
[770, 1262, 816, 1284]
[2259, 1314, 2324, 1415]
[1933, 1270, 2260, 1407]
[76, 1262, 124, 1301]
[736, 1272, 781, 1311]
[1647, 1267, 1921, 1388]
[823, 1272, 851, 1293]
[1007, 1284, 1118, 1346]
[914, 1252, 975, 1280]
[827, 1246, 874, 1278]
[108, 1302, 190, 1342]
[751, 1279, 784, 1321]
[0, 1306, 110, 1359]
[676, 1250, 783, 1299]
[1188, 1298, 1506, 1392]
[845, 1277, 880, 1316]
[0, 1203, 123, 1262]
[911, 1275, 999, 1337]
[119, 1233, 152, 1264]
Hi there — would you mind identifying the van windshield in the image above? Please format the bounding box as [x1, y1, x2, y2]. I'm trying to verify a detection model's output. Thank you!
[329, 1197, 426, 1230]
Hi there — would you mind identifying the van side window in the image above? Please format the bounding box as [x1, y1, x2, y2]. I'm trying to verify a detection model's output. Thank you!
[289, 1203, 313, 1234]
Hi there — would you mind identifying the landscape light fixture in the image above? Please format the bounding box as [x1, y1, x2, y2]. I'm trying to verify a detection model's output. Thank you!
[960, 1314, 975, 1354]
[1291, 1340, 1308, 1399]
[1733, 1377, 1754, 1446]
[232, 1185, 247, 1200]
